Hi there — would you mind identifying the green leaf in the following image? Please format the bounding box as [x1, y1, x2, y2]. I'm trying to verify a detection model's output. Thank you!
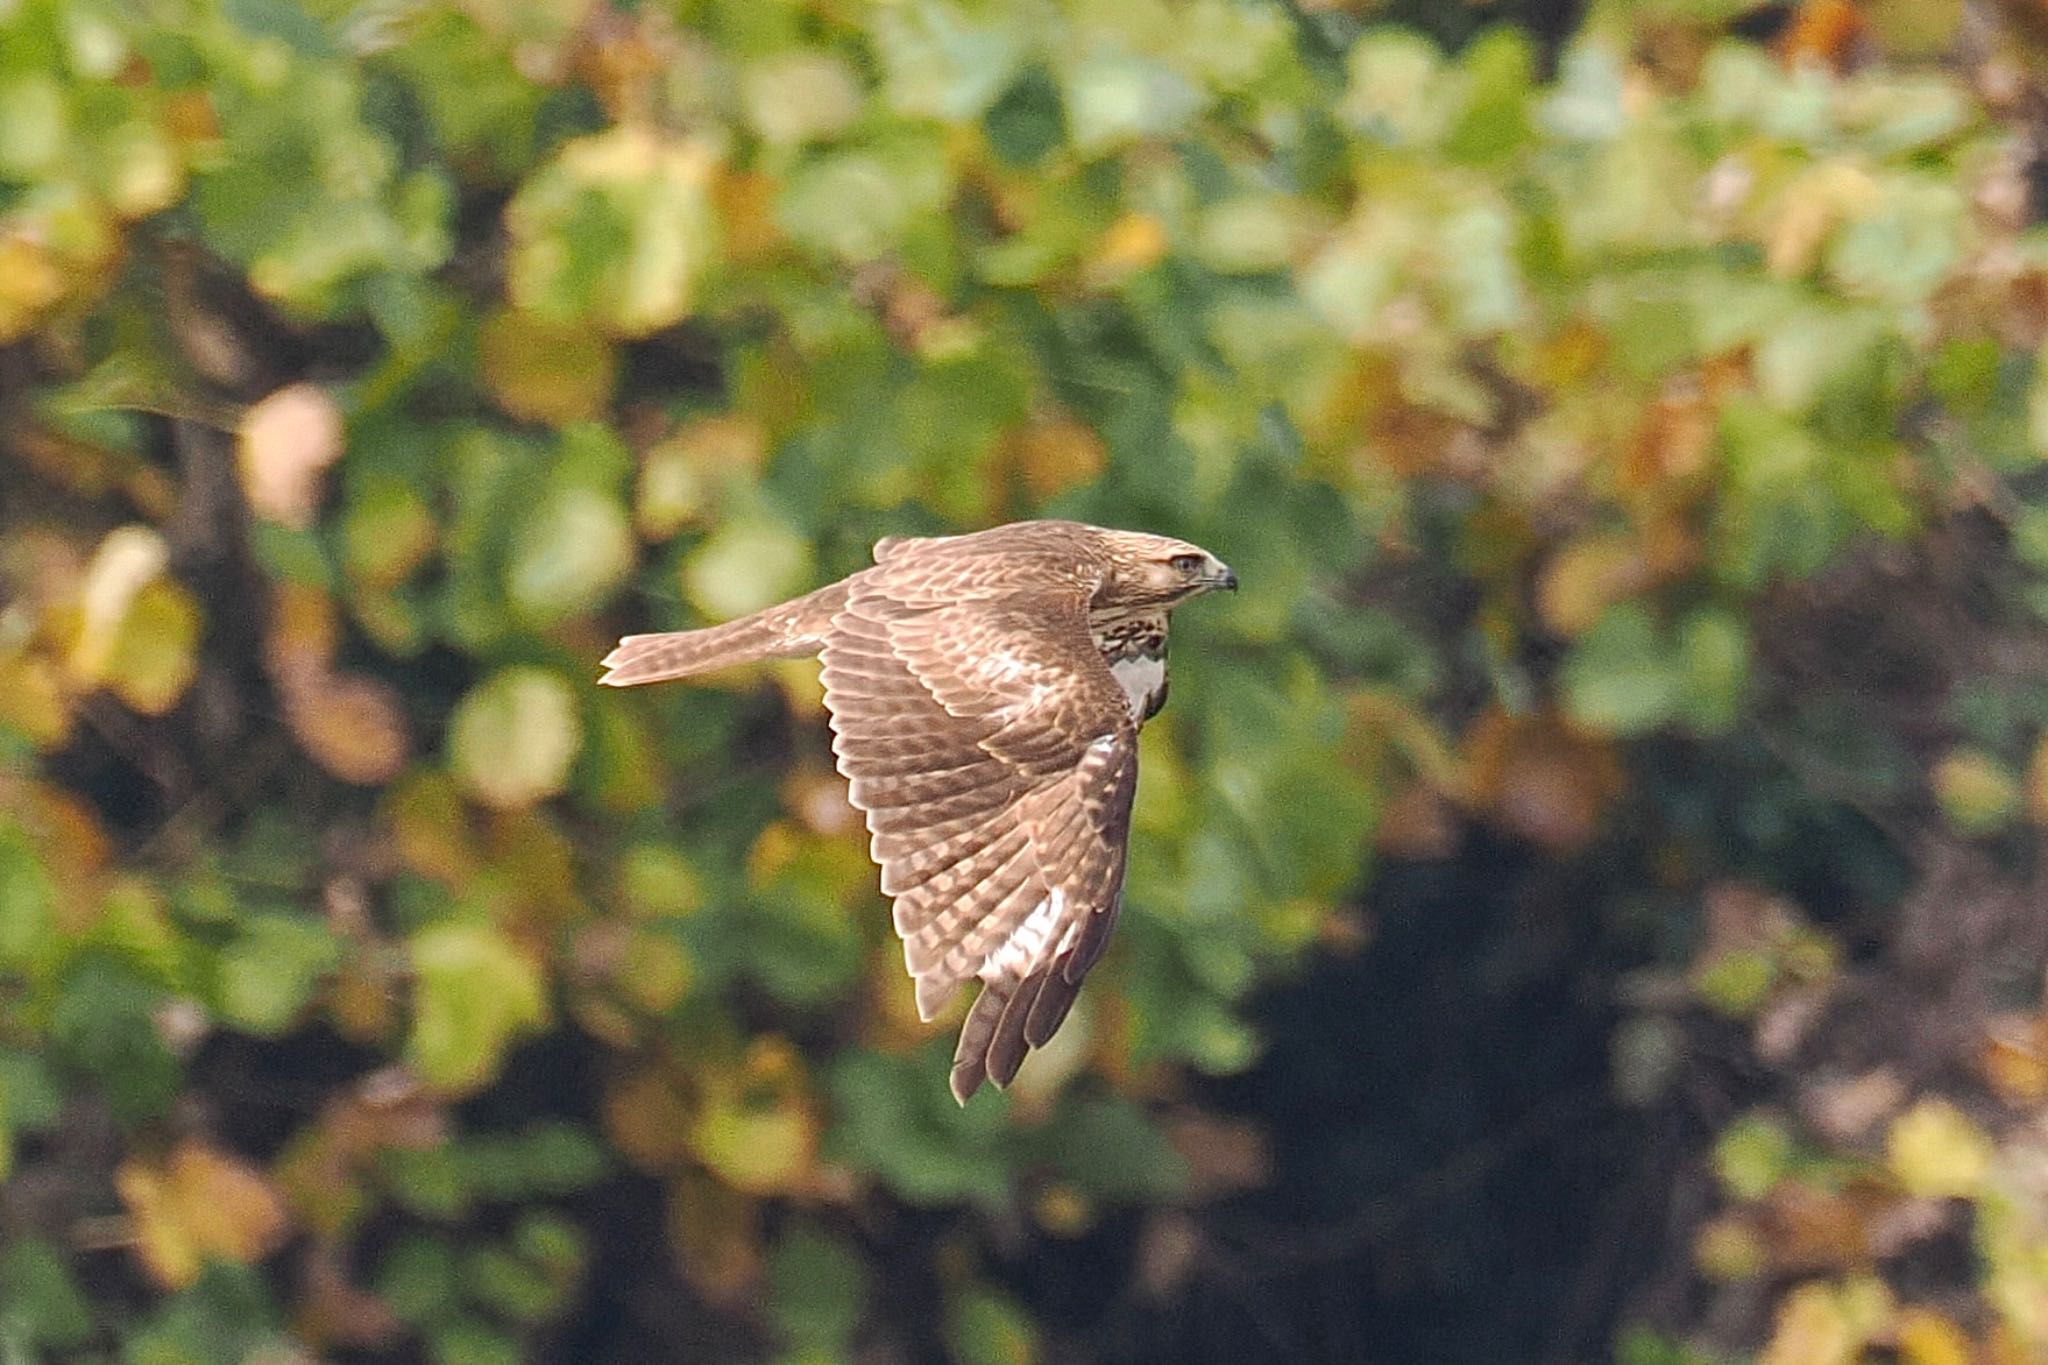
[1561, 605, 1683, 736]
[1339, 31, 1450, 146]
[768, 1224, 868, 1351]
[776, 138, 952, 263]
[446, 667, 582, 810]
[462, 1245, 559, 1324]
[214, 914, 341, 1036]
[1035, 1096, 1188, 1203]
[50, 955, 180, 1127]
[1060, 53, 1203, 151]
[0, 1236, 92, 1349]
[1678, 609, 1752, 733]
[518, 1121, 610, 1194]
[505, 127, 719, 336]
[683, 514, 814, 621]
[826, 1050, 1014, 1207]
[430, 1317, 522, 1365]
[376, 1236, 459, 1327]
[0, 824, 56, 972]
[1712, 1112, 1794, 1201]
[873, 1, 1031, 122]
[406, 921, 548, 1091]
[945, 1285, 1038, 1365]
[506, 485, 634, 628]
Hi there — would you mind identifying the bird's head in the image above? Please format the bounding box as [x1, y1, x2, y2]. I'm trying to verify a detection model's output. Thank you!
[1091, 528, 1237, 612]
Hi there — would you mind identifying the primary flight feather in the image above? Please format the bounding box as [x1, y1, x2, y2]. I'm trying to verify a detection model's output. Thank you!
[599, 519, 1236, 1103]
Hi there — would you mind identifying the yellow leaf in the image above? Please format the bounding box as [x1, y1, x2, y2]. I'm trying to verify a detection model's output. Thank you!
[381, 771, 481, 884]
[0, 654, 70, 747]
[63, 526, 201, 715]
[238, 383, 344, 529]
[688, 1038, 817, 1195]
[615, 929, 692, 1014]
[1896, 1307, 1974, 1365]
[1693, 1213, 1767, 1281]
[0, 232, 67, 343]
[1536, 535, 1649, 636]
[479, 308, 618, 426]
[1887, 1098, 1994, 1199]
[118, 1141, 290, 1289]
[1767, 162, 1879, 279]
[104, 578, 201, 716]
[1760, 1281, 1858, 1365]
[1932, 749, 2019, 833]
[67, 525, 167, 683]
[1980, 1016, 2048, 1108]
[1086, 213, 1168, 287]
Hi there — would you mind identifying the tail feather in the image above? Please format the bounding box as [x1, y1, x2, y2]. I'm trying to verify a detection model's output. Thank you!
[598, 581, 847, 687]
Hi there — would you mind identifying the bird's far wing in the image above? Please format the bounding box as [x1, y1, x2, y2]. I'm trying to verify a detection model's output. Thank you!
[818, 560, 1137, 1104]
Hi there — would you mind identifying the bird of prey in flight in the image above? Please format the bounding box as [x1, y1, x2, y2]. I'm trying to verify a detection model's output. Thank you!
[600, 519, 1236, 1103]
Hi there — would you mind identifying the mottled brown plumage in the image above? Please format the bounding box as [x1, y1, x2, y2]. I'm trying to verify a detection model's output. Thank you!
[599, 520, 1235, 1102]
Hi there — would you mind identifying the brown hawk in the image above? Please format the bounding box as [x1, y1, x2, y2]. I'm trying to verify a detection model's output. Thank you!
[599, 520, 1236, 1102]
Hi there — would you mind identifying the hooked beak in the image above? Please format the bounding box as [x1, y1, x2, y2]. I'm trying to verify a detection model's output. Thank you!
[1210, 563, 1238, 592]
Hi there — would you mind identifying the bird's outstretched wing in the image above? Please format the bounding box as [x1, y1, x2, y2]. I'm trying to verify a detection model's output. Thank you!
[818, 546, 1137, 1104]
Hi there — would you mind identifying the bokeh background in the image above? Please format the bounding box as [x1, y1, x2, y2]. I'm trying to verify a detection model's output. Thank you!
[5, 0, 2048, 1361]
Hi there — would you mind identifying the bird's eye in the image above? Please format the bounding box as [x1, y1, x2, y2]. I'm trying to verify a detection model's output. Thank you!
[1169, 553, 1205, 575]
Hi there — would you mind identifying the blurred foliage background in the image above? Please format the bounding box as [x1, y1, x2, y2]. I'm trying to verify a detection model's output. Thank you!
[5, 0, 2048, 1360]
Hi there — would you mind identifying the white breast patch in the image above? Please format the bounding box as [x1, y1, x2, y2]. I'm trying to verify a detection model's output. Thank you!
[1109, 653, 1167, 723]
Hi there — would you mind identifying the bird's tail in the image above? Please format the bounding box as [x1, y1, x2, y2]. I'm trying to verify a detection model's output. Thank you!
[598, 581, 848, 687]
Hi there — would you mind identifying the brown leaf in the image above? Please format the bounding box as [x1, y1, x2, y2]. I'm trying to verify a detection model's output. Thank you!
[264, 581, 339, 681]
[1163, 1112, 1272, 1202]
[1135, 1212, 1202, 1301]
[1763, 1182, 1886, 1272]
[1465, 708, 1624, 853]
[666, 1169, 762, 1306]
[1376, 781, 1461, 859]
[1777, 0, 1866, 69]
[605, 1067, 698, 1173]
[295, 1242, 403, 1350]
[1621, 377, 1716, 496]
[381, 770, 482, 884]
[278, 667, 410, 785]
[1008, 417, 1108, 502]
